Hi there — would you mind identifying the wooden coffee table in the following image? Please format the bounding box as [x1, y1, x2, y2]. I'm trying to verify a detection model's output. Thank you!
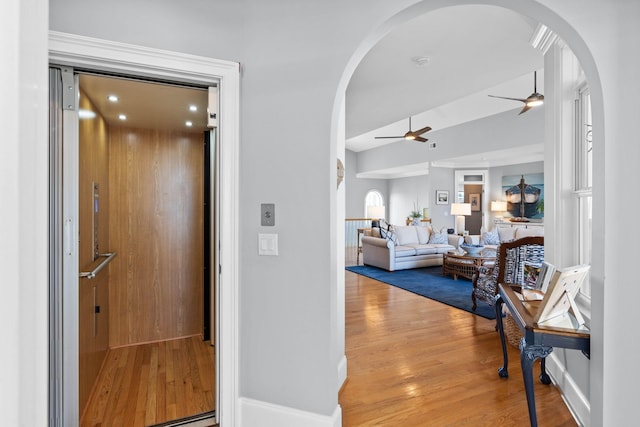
[442, 251, 496, 280]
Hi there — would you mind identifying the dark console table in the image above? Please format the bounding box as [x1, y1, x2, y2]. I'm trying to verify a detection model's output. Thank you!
[495, 283, 590, 427]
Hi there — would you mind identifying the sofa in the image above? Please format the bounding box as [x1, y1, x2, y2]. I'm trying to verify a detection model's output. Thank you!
[463, 223, 544, 252]
[361, 225, 460, 271]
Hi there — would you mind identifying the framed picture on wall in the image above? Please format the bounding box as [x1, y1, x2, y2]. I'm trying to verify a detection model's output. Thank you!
[470, 193, 480, 211]
[436, 190, 449, 205]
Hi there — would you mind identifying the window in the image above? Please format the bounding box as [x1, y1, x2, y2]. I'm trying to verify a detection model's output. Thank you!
[364, 190, 384, 217]
[575, 84, 592, 297]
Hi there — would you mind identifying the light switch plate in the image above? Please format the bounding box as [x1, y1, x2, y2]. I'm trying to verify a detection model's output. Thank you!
[258, 233, 278, 256]
[261, 203, 275, 226]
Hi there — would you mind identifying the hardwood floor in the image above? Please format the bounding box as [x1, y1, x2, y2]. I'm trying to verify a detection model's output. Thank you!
[81, 336, 215, 427]
[340, 271, 578, 427]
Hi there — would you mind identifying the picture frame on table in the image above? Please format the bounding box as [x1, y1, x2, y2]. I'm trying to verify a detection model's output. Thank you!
[436, 190, 449, 205]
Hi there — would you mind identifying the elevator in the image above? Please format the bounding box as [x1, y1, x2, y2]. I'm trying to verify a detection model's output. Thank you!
[50, 67, 219, 426]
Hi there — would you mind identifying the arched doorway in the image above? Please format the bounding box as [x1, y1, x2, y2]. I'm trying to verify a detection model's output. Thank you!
[333, 2, 603, 425]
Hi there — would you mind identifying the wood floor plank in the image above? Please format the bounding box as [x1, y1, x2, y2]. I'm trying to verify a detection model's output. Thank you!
[81, 337, 215, 426]
[144, 344, 159, 425]
[339, 271, 578, 427]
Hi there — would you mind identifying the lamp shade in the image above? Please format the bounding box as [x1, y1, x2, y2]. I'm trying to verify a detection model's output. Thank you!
[366, 205, 385, 219]
[450, 203, 471, 216]
[491, 201, 507, 212]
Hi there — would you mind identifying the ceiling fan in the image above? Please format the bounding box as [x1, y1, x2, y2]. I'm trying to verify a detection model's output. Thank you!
[375, 117, 432, 142]
[488, 71, 544, 115]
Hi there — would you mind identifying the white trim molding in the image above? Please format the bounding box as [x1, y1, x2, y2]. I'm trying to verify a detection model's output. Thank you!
[239, 398, 342, 427]
[546, 353, 591, 426]
[48, 31, 240, 426]
[337, 354, 347, 391]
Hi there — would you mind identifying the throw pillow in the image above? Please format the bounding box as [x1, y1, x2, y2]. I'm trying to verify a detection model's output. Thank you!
[416, 226, 431, 244]
[428, 231, 447, 244]
[497, 227, 516, 242]
[481, 230, 500, 245]
[394, 225, 420, 245]
[380, 226, 398, 245]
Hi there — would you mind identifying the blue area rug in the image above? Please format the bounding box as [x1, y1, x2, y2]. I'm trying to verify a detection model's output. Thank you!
[346, 265, 496, 320]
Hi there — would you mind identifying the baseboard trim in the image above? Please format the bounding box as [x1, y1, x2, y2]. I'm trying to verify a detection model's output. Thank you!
[546, 352, 590, 426]
[239, 397, 341, 427]
[337, 355, 348, 392]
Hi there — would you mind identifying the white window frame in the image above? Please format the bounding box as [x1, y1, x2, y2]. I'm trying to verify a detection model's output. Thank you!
[575, 83, 592, 299]
[364, 189, 384, 217]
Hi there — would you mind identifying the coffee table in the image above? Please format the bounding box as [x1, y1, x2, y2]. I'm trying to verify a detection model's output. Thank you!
[442, 251, 496, 280]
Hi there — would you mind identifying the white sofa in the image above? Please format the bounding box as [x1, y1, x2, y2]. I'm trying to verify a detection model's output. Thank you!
[464, 223, 544, 251]
[362, 225, 460, 271]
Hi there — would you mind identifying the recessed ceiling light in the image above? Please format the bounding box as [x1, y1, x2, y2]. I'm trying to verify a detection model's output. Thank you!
[118, 114, 127, 120]
[189, 105, 198, 112]
[185, 121, 193, 127]
[78, 109, 96, 119]
[108, 95, 119, 102]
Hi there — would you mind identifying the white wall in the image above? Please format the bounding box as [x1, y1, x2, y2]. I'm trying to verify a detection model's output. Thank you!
[0, 0, 49, 425]
[5, 0, 640, 425]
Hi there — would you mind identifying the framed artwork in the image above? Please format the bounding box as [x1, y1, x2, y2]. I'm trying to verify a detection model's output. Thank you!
[470, 193, 480, 211]
[501, 173, 544, 219]
[436, 190, 449, 205]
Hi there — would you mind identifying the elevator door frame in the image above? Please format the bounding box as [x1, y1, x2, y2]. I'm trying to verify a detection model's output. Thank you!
[49, 31, 240, 426]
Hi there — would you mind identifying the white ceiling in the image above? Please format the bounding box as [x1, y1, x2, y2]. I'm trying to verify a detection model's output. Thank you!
[346, 5, 545, 166]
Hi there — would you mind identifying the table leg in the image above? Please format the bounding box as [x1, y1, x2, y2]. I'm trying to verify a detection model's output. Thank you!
[520, 340, 553, 427]
[540, 357, 551, 385]
[495, 295, 509, 378]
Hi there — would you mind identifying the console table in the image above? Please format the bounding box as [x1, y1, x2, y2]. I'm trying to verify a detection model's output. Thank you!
[495, 283, 590, 427]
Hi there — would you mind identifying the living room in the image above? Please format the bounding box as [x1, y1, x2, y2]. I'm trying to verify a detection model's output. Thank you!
[342, 5, 591, 425]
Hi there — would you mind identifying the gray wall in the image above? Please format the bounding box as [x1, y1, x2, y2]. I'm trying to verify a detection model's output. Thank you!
[6, 0, 640, 425]
[344, 149, 388, 219]
[386, 175, 429, 225]
[356, 107, 543, 174]
[347, 106, 544, 232]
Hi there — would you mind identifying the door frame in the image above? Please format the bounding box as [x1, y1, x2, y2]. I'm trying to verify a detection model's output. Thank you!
[48, 31, 240, 426]
[454, 169, 488, 232]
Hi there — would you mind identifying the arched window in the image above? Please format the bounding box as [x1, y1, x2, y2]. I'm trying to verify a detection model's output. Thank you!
[364, 190, 385, 219]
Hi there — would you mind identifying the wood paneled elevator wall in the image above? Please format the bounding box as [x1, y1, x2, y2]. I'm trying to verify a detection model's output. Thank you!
[107, 126, 204, 347]
[78, 90, 111, 411]
[77, 86, 205, 412]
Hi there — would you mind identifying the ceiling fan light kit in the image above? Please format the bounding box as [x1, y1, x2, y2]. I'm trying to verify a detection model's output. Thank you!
[488, 71, 544, 115]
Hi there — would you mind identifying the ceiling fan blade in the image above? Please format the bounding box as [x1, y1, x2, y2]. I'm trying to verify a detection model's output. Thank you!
[488, 94, 527, 103]
[518, 104, 533, 115]
[412, 125, 432, 136]
[375, 118, 431, 141]
[414, 136, 428, 142]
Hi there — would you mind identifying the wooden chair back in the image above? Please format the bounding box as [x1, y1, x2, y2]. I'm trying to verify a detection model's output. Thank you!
[496, 236, 545, 285]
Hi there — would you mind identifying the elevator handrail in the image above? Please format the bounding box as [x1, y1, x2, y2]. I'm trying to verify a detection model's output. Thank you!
[79, 252, 117, 279]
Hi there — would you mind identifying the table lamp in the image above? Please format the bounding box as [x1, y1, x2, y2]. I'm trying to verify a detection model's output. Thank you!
[491, 200, 507, 219]
[450, 203, 471, 235]
[366, 205, 386, 228]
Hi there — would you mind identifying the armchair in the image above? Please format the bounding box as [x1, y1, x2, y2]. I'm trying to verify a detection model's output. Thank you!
[471, 236, 544, 311]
